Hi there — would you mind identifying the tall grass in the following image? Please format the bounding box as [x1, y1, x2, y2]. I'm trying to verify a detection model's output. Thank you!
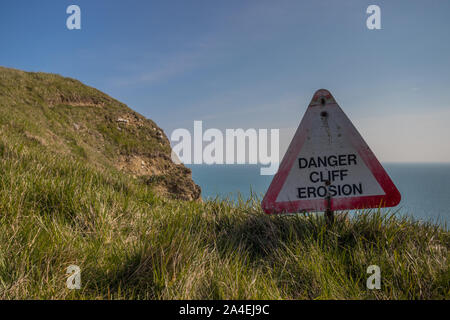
[0, 132, 448, 300]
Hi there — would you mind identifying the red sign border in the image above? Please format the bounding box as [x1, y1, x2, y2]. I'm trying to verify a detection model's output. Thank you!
[262, 89, 401, 214]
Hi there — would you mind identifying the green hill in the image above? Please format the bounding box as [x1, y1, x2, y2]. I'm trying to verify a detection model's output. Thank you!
[0, 66, 200, 201]
[0, 66, 448, 299]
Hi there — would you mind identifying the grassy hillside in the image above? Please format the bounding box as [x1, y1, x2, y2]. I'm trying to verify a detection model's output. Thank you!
[0, 66, 200, 201]
[0, 67, 448, 299]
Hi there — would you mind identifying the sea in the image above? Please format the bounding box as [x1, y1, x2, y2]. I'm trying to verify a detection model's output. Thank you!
[188, 163, 450, 226]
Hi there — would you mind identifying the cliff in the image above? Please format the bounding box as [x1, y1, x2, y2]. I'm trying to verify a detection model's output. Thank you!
[0, 66, 200, 201]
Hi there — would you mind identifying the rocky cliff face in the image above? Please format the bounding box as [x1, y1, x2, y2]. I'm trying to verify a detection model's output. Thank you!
[0, 66, 201, 201]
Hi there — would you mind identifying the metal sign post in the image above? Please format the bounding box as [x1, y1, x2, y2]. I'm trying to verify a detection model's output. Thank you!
[325, 181, 334, 225]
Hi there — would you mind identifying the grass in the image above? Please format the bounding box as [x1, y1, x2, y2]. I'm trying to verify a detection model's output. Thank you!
[0, 66, 448, 299]
[0, 132, 448, 299]
[0, 66, 169, 167]
[0, 66, 198, 200]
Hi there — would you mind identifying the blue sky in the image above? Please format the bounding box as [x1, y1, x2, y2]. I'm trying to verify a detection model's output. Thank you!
[1, 0, 450, 162]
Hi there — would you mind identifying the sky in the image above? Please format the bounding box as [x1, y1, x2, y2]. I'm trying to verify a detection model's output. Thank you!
[1, 0, 450, 162]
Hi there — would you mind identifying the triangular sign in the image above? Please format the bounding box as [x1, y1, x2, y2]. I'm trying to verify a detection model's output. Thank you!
[262, 89, 401, 214]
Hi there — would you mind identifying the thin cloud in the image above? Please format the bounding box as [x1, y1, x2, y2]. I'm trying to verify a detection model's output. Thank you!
[109, 51, 202, 87]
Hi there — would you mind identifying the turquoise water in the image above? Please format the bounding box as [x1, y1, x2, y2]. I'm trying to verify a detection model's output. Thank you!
[188, 163, 450, 226]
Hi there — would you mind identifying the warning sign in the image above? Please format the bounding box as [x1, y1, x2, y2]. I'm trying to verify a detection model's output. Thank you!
[262, 89, 401, 214]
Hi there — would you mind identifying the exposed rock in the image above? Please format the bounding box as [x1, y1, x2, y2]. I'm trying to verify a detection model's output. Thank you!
[116, 118, 129, 124]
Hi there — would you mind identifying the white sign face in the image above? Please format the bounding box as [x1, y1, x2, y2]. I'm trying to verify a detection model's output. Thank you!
[262, 89, 400, 214]
[276, 107, 385, 202]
